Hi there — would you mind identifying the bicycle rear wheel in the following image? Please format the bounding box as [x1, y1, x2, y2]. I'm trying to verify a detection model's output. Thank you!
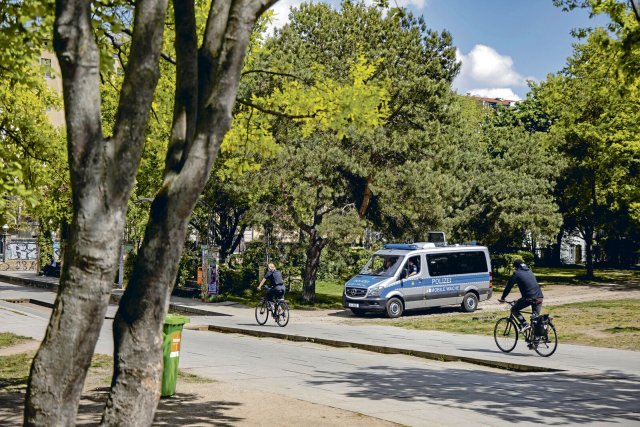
[533, 321, 558, 357]
[255, 300, 269, 325]
[275, 301, 289, 327]
[494, 317, 518, 353]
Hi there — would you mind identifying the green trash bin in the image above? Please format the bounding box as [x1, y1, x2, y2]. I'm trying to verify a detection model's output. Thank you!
[161, 314, 190, 397]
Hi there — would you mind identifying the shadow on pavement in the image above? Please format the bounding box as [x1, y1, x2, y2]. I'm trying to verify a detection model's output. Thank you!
[306, 365, 640, 424]
[0, 388, 244, 426]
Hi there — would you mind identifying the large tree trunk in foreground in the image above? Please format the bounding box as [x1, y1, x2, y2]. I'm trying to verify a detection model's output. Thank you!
[101, 1, 277, 425]
[25, 0, 169, 424]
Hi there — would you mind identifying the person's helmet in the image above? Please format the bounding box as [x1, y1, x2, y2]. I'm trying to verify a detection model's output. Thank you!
[513, 259, 525, 269]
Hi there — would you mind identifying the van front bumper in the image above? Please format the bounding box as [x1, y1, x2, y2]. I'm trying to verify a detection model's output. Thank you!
[342, 295, 386, 312]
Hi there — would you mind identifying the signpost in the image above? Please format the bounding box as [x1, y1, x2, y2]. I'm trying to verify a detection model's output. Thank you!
[200, 245, 219, 301]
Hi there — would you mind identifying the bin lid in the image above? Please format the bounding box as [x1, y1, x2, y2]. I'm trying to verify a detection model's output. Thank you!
[164, 313, 190, 325]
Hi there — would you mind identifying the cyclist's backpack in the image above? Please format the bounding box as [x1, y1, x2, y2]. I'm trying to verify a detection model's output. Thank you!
[534, 314, 550, 337]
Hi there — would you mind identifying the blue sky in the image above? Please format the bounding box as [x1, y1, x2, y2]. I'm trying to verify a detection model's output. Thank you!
[269, 0, 606, 100]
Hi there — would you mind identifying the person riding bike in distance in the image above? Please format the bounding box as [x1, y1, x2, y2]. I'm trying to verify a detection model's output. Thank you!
[258, 263, 286, 310]
[498, 259, 544, 331]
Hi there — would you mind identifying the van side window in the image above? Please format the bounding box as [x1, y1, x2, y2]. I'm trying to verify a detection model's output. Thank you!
[427, 251, 488, 276]
[401, 256, 420, 278]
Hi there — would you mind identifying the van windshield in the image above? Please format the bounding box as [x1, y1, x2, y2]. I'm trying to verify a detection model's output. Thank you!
[359, 254, 402, 277]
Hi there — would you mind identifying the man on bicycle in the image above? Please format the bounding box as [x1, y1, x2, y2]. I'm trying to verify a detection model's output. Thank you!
[258, 263, 286, 308]
[498, 259, 544, 330]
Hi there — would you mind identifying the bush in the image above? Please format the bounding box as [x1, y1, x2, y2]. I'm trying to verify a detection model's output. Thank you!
[218, 264, 258, 296]
[491, 250, 535, 276]
[318, 246, 375, 283]
[175, 243, 200, 288]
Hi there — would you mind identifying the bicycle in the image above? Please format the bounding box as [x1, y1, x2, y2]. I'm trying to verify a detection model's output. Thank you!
[494, 300, 558, 357]
[255, 286, 290, 327]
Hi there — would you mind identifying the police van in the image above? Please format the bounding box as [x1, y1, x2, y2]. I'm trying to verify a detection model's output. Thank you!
[342, 242, 493, 318]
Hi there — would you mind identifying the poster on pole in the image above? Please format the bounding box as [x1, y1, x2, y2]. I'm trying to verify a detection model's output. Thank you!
[207, 261, 218, 295]
[201, 245, 219, 297]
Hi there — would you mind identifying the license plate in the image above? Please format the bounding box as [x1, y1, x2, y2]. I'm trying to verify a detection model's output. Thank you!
[348, 303, 359, 308]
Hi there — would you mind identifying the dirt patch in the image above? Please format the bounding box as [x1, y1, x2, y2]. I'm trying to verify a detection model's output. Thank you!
[0, 348, 397, 427]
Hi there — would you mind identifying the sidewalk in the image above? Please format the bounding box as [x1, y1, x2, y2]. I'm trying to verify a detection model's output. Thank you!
[1, 271, 639, 378]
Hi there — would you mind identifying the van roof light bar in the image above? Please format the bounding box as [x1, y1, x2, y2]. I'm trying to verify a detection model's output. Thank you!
[383, 242, 437, 250]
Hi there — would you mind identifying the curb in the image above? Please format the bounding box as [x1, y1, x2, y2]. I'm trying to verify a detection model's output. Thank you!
[0, 273, 58, 291]
[1, 272, 561, 373]
[203, 324, 562, 373]
[0, 273, 231, 317]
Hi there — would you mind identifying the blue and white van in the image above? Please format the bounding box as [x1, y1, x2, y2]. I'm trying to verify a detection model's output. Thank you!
[342, 243, 493, 318]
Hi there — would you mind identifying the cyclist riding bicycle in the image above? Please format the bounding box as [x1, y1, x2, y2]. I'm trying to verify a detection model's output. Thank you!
[258, 263, 285, 307]
[498, 259, 544, 331]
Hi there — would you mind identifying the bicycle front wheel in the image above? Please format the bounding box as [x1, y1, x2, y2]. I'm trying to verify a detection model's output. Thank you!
[533, 321, 558, 357]
[255, 300, 269, 325]
[494, 317, 518, 353]
[275, 301, 290, 327]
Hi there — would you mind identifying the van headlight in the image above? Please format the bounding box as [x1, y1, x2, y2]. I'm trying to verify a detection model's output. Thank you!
[368, 285, 384, 297]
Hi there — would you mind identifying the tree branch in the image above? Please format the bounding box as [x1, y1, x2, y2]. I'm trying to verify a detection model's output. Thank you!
[631, 0, 640, 23]
[236, 98, 318, 119]
[164, 0, 198, 177]
[53, 0, 104, 191]
[110, 0, 169, 204]
[241, 68, 313, 84]
[281, 181, 313, 234]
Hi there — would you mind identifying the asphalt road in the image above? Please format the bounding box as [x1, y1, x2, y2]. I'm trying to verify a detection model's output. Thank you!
[1, 281, 639, 426]
[176, 323, 640, 427]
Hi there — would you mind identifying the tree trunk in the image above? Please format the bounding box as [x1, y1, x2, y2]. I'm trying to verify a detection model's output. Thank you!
[584, 226, 594, 279]
[302, 230, 326, 303]
[25, 209, 124, 425]
[552, 226, 564, 266]
[101, 1, 276, 424]
[358, 174, 373, 219]
[100, 186, 198, 425]
[26, 0, 171, 424]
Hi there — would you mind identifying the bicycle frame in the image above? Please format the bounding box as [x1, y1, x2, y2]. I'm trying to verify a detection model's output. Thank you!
[496, 300, 557, 357]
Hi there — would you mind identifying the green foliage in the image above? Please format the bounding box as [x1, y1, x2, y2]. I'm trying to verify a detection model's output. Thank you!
[318, 246, 375, 283]
[527, 27, 640, 268]
[0, 1, 71, 228]
[491, 251, 535, 276]
[218, 264, 258, 297]
[174, 244, 200, 288]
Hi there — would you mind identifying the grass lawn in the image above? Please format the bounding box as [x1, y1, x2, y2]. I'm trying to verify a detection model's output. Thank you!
[534, 267, 640, 289]
[384, 299, 640, 351]
[0, 349, 212, 394]
[0, 332, 31, 349]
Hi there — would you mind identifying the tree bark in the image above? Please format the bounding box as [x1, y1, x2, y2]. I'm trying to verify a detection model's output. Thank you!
[584, 226, 594, 279]
[302, 229, 326, 303]
[25, 0, 170, 424]
[552, 226, 564, 266]
[101, 1, 277, 425]
[358, 174, 374, 219]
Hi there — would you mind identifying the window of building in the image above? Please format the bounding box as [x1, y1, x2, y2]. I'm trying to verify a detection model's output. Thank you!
[40, 58, 52, 78]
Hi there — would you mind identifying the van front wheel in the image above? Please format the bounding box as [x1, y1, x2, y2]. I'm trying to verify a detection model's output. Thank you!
[386, 297, 404, 318]
[461, 292, 478, 312]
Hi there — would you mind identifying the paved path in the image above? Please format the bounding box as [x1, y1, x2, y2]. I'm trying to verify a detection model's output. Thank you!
[1, 271, 639, 376]
[1, 274, 640, 426]
[1, 281, 639, 426]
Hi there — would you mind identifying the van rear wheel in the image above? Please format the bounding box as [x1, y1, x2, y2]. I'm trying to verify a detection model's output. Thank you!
[386, 297, 404, 318]
[461, 292, 478, 312]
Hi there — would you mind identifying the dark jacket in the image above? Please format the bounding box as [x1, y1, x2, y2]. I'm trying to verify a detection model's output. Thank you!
[264, 269, 284, 286]
[501, 265, 544, 300]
